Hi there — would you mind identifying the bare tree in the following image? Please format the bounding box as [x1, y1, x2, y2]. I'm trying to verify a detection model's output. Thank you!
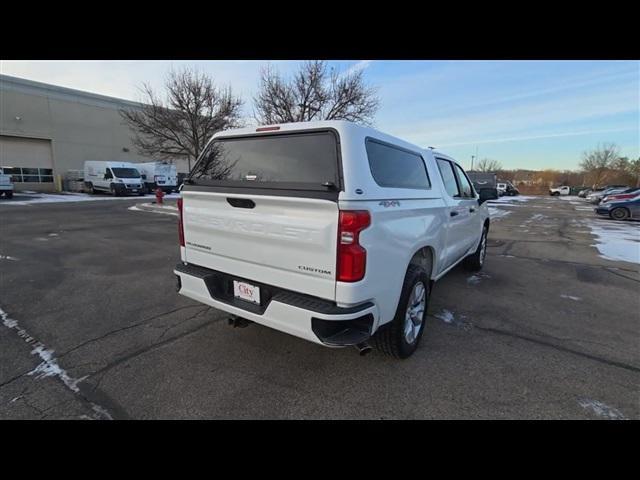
[475, 158, 503, 172]
[580, 143, 619, 188]
[120, 68, 243, 170]
[253, 61, 379, 126]
[613, 156, 640, 187]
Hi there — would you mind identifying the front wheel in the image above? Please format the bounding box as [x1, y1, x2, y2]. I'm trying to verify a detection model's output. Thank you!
[373, 264, 430, 359]
[6, 191, 12, 199]
[464, 225, 488, 271]
[610, 207, 630, 220]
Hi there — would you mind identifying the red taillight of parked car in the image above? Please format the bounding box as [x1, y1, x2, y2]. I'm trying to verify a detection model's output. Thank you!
[337, 210, 371, 282]
[177, 197, 185, 247]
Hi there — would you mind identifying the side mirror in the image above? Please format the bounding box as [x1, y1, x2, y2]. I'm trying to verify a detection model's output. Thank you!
[478, 188, 498, 204]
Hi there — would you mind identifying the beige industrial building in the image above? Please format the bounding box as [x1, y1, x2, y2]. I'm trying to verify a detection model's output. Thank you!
[0, 74, 191, 192]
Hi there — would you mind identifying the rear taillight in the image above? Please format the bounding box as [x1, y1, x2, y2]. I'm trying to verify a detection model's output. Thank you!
[337, 210, 371, 282]
[177, 198, 185, 247]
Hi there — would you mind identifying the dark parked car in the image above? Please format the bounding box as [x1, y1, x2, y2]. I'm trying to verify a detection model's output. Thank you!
[601, 187, 640, 204]
[467, 171, 498, 200]
[595, 195, 640, 220]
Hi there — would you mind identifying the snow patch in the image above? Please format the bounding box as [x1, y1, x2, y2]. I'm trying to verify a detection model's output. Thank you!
[434, 309, 455, 324]
[578, 399, 626, 420]
[1, 192, 181, 206]
[560, 294, 581, 301]
[28, 345, 88, 393]
[488, 207, 511, 220]
[487, 195, 537, 204]
[0, 255, 19, 261]
[128, 204, 179, 217]
[585, 220, 640, 264]
[467, 272, 491, 285]
[1, 306, 112, 420]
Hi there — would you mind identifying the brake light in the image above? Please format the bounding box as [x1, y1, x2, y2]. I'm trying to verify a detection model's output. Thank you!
[256, 126, 280, 132]
[337, 210, 371, 282]
[177, 198, 185, 247]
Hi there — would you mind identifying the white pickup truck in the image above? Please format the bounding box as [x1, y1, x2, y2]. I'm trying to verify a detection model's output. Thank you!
[0, 168, 14, 199]
[549, 186, 571, 196]
[174, 121, 491, 358]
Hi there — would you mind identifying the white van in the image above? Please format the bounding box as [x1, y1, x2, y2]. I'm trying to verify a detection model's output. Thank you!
[0, 168, 14, 199]
[174, 121, 492, 358]
[83, 161, 145, 196]
[136, 162, 178, 194]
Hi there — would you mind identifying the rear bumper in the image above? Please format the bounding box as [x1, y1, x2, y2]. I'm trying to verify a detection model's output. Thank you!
[174, 263, 378, 347]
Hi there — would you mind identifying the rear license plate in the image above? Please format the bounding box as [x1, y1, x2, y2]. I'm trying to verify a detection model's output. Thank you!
[233, 280, 261, 304]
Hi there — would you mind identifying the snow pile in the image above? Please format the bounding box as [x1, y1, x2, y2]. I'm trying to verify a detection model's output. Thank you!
[586, 220, 640, 264]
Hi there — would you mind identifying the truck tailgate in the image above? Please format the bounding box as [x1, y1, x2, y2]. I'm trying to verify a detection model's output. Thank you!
[182, 190, 339, 301]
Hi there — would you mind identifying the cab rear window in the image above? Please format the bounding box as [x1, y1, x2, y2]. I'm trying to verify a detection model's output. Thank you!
[190, 131, 339, 189]
[365, 138, 430, 190]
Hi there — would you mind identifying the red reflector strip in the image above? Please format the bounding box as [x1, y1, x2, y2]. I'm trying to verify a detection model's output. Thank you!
[256, 126, 280, 132]
[177, 197, 185, 247]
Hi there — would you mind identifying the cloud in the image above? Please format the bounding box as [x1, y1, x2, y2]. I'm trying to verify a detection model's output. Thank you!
[341, 60, 373, 78]
[436, 127, 639, 147]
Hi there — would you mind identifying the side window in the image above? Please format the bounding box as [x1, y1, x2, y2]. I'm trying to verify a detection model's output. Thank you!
[453, 164, 474, 198]
[436, 159, 460, 197]
[105, 168, 113, 179]
[365, 139, 431, 190]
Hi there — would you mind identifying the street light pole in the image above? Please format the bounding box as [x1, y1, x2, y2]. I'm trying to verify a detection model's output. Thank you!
[471, 155, 475, 171]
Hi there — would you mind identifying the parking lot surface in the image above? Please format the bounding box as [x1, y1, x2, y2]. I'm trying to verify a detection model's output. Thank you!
[1, 195, 638, 419]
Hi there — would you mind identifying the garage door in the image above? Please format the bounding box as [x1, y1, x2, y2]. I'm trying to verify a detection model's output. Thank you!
[0, 135, 54, 185]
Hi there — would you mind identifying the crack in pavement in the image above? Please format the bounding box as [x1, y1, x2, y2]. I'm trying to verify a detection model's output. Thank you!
[472, 324, 640, 374]
[83, 319, 220, 386]
[1, 306, 114, 419]
[155, 307, 211, 341]
[488, 250, 640, 276]
[58, 303, 204, 359]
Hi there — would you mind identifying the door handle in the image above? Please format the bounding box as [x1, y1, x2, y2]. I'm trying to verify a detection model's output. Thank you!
[450, 211, 459, 217]
[227, 198, 256, 209]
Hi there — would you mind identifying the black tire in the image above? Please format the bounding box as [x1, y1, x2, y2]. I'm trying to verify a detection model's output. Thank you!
[373, 264, 430, 359]
[6, 191, 12, 199]
[110, 185, 119, 197]
[463, 225, 488, 271]
[610, 207, 630, 221]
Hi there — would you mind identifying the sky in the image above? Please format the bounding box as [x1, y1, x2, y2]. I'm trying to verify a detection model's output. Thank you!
[1, 60, 638, 171]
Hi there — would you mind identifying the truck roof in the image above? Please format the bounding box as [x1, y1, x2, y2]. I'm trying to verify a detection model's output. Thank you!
[211, 120, 441, 160]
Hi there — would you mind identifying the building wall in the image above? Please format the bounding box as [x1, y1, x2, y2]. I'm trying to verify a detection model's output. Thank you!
[0, 74, 192, 191]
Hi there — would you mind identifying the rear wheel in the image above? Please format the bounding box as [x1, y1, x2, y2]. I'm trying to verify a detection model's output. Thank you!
[464, 225, 488, 271]
[6, 191, 12, 199]
[610, 207, 630, 220]
[373, 264, 430, 359]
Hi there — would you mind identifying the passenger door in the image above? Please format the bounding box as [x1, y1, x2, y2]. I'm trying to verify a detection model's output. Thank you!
[436, 158, 477, 270]
[452, 163, 482, 252]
